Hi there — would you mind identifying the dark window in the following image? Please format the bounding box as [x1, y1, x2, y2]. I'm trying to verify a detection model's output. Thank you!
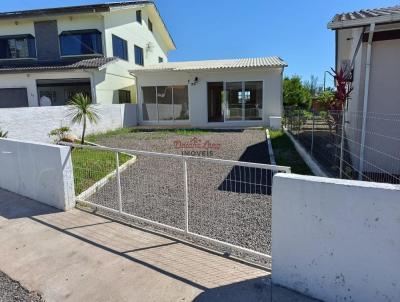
[118, 90, 131, 104]
[148, 19, 153, 32]
[134, 45, 144, 66]
[136, 10, 142, 24]
[112, 35, 128, 61]
[158, 57, 163, 63]
[0, 35, 36, 59]
[59, 30, 102, 56]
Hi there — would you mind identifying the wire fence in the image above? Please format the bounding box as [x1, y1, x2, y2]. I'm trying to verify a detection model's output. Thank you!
[65, 142, 291, 265]
[284, 108, 400, 184]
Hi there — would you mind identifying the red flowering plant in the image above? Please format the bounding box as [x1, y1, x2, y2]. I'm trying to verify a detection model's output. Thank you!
[330, 67, 353, 111]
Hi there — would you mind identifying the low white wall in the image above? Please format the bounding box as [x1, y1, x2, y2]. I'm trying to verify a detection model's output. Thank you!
[0, 138, 75, 210]
[0, 104, 137, 143]
[272, 173, 400, 302]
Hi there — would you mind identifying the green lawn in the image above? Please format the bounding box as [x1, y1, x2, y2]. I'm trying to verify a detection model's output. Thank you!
[269, 129, 313, 175]
[86, 128, 211, 142]
[71, 147, 132, 195]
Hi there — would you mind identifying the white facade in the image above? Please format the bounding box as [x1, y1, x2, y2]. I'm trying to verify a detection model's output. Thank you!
[134, 66, 285, 128]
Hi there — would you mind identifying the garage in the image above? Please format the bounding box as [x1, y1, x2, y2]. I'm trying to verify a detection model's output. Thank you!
[0, 88, 28, 108]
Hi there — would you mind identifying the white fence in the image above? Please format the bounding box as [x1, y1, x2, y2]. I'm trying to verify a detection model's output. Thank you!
[272, 173, 400, 302]
[61, 142, 290, 264]
[0, 104, 137, 143]
[0, 138, 75, 210]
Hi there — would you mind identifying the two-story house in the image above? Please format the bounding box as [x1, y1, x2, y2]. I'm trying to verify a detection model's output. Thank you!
[0, 1, 175, 107]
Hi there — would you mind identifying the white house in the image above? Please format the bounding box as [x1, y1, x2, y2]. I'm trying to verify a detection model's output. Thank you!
[0, 1, 175, 107]
[0, 1, 287, 129]
[131, 57, 287, 128]
[328, 5, 400, 178]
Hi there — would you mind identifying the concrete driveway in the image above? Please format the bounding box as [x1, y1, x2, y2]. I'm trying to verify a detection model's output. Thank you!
[0, 189, 316, 302]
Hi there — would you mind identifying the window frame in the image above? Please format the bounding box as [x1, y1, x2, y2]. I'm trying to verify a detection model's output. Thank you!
[136, 10, 142, 24]
[112, 34, 128, 61]
[134, 45, 144, 66]
[59, 29, 103, 57]
[0, 34, 37, 60]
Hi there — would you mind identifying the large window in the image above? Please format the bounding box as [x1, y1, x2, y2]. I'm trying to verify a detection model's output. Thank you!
[208, 81, 263, 122]
[142, 86, 189, 122]
[112, 35, 128, 61]
[59, 30, 102, 56]
[134, 45, 144, 66]
[0, 35, 36, 59]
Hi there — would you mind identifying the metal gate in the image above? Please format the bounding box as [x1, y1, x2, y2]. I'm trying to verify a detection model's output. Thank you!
[63, 142, 291, 263]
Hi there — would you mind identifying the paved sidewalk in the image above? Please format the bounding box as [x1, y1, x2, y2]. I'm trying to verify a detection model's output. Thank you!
[0, 189, 316, 302]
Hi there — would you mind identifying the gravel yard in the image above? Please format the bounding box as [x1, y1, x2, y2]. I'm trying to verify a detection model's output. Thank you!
[0, 271, 43, 302]
[82, 128, 275, 263]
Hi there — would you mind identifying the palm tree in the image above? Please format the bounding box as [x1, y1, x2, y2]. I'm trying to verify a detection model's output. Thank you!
[67, 93, 99, 144]
[0, 129, 8, 138]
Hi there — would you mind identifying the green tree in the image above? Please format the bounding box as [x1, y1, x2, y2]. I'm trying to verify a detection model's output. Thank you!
[283, 76, 312, 108]
[67, 93, 100, 144]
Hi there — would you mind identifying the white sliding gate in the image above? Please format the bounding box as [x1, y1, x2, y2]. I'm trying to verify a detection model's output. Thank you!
[62, 142, 291, 262]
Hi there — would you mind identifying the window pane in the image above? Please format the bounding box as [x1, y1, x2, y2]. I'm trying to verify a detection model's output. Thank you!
[142, 87, 157, 121]
[112, 35, 128, 60]
[244, 81, 263, 120]
[60, 31, 102, 56]
[173, 86, 189, 120]
[134, 45, 144, 66]
[226, 82, 243, 121]
[0, 35, 36, 59]
[119, 90, 131, 104]
[148, 19, 153, 32]
[157, 86, 173, 121]
[136, 10, 142, 24]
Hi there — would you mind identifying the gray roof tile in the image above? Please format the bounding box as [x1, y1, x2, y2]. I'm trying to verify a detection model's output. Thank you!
[0, 57, 118, 73]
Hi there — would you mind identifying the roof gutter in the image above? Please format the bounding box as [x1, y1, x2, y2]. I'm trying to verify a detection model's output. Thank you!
[358, 22, 375, 180]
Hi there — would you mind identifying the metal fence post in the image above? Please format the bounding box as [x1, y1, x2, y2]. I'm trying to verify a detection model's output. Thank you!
[311, 111, 315, 157]
[339, 110, 345, 179]
[183, 158, 189, 233]
[115, 152, 123, 213]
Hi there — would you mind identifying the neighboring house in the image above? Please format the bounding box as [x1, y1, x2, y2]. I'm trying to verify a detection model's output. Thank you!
[131, 57, 287, 128]
[0, 1, 175, 107]
[328, 6, 400, 177]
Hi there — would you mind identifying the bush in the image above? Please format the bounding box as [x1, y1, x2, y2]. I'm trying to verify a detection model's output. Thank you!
[48, 126, 71, 143]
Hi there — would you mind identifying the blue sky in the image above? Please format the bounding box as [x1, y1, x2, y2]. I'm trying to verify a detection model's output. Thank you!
[2, 0, 399, 86]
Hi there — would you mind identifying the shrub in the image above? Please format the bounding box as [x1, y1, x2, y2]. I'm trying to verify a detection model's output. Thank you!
[48, 126, 71, 143]
[0, 129, 8, 138]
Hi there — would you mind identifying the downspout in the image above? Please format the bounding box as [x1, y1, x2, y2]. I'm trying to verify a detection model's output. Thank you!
[358, 23, 375, 180]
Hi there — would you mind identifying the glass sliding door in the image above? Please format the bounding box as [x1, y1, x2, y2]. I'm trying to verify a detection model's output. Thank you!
[244, 81, 263, 120]
[207, 82, 224, 122]
[173, 85, 189, 120]
[142, 86, 157, 121]
[141, 85, 189, 123]
[226, 82, 243, 121]
[157, 86, 174, 121]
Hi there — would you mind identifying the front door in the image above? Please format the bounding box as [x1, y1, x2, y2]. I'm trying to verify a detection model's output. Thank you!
[207, 82, 224, 122]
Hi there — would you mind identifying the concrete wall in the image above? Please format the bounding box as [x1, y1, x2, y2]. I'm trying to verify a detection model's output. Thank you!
[272, 173, 400, 302]
[0, 104, 137, 143]
[135, 68, 284, 128]
[0, 138, 75, 210]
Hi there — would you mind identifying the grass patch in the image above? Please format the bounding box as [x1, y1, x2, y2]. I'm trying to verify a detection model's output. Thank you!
[269, 129, 313, 175]
[86, 128, 211, 142]
[71, 147, 132, 195]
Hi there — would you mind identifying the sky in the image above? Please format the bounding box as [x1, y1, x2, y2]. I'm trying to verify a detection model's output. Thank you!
[1, 0, 399, 87]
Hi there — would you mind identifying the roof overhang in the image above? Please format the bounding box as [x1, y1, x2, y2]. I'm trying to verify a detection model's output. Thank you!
[328, 12, 400, 30]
